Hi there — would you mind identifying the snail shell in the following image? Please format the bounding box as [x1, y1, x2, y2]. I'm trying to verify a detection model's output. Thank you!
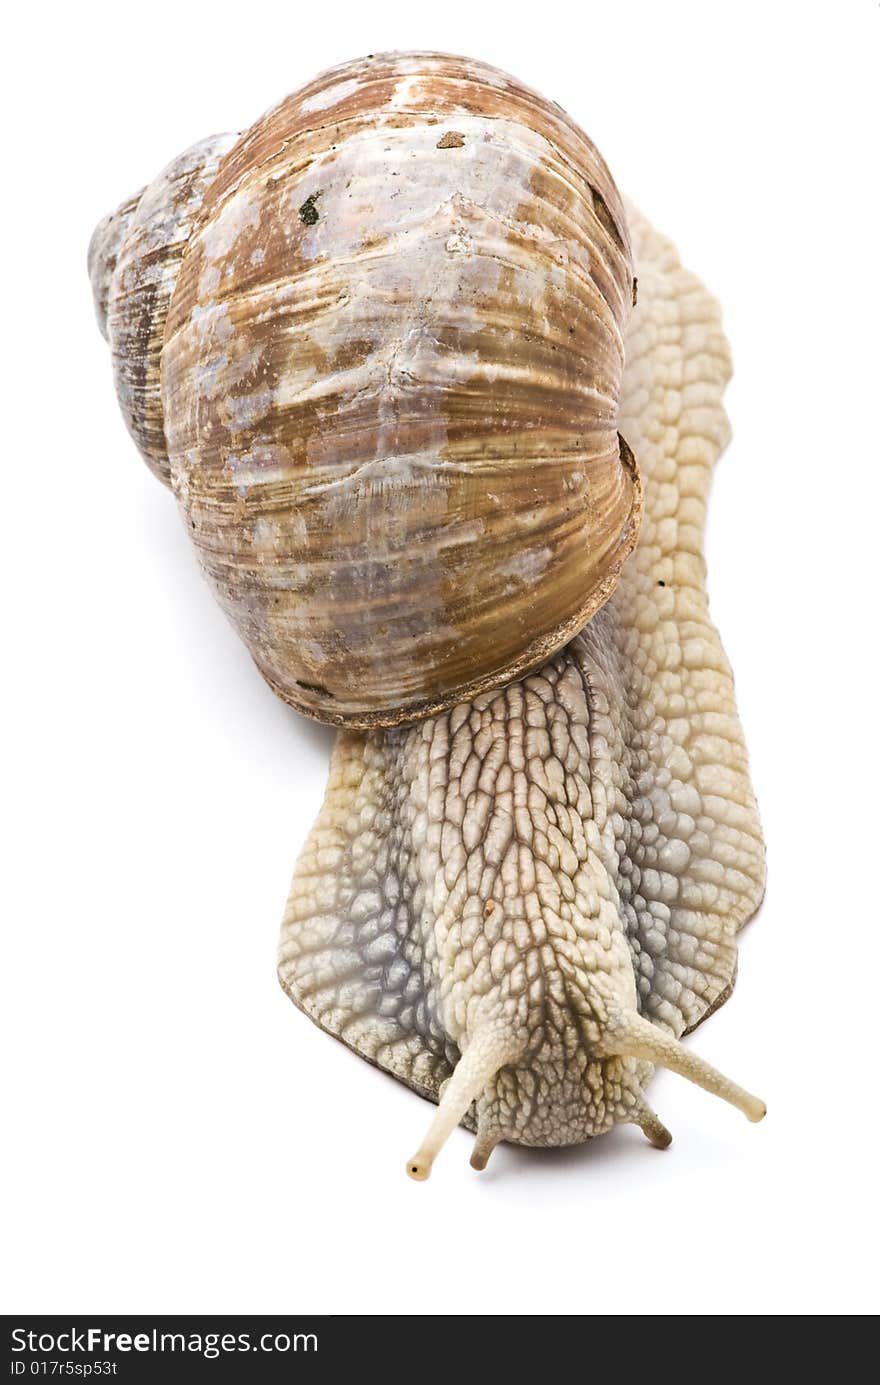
[95, 53, 641, 727]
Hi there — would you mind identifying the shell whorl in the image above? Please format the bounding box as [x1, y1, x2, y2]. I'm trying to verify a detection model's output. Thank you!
[90, 133, 238, 485]
[88, 190, 144, 341]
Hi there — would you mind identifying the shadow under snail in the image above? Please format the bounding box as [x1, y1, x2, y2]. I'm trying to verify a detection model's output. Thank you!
[89, 52, 766, 1179]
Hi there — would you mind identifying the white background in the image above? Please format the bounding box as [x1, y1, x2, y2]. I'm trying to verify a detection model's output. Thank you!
[3, 0, 878, 1316]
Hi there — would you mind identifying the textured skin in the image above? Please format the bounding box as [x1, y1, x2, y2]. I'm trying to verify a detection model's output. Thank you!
[278, 204, 765, 1163]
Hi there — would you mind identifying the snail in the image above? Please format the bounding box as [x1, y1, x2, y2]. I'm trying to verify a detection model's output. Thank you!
[90, 52, 766, 1178]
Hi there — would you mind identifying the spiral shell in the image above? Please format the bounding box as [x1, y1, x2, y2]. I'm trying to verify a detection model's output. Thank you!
[98, 54, 641, 727]
[89, 134, 238, 484]
[88, 189, 144, 341]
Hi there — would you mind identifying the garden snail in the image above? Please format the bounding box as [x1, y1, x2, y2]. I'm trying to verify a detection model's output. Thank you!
[90, 52, 766, 1178]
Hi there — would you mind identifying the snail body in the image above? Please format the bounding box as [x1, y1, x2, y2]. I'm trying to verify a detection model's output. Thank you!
[91, 55, 765, 1177]
[280, 206, 766, 1176]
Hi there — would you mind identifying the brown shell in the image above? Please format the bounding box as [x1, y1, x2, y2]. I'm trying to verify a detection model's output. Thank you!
[88, 189, 144, 341]
[92, 134, 238, 485]
[115, 53, 640, 727]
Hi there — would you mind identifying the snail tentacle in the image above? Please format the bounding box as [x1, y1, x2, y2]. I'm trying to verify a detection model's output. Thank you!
[469, 1127, 501, 1172]
[406, 1024, 526, 1181]
[604, 1012, 766, 1124]
[631, 1108, 673, 1151]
